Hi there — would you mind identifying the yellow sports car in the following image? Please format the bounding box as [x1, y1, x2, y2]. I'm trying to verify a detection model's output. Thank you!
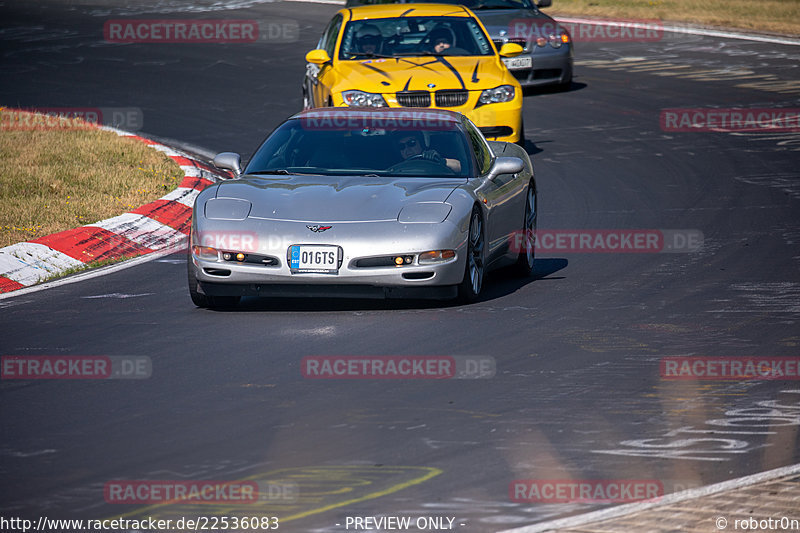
[303, 3, 525, 144]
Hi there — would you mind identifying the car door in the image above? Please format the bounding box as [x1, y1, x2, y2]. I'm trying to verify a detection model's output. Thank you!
[310, 14, 343, 107]
[464, 119, 525, 264]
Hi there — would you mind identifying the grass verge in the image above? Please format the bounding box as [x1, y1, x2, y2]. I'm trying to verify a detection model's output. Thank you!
[546, 0, 800, 37]
[0, 108, 184, 248]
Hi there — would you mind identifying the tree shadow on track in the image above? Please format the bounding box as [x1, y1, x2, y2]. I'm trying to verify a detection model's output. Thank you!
[205, 257, 568, 313]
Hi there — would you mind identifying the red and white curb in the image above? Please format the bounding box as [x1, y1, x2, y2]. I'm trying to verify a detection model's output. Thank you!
[0, 127, 231, 295]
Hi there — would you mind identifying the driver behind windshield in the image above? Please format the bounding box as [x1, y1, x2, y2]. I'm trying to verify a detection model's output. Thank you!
[396, 132, 462, 173]
[356, 25, 383, 55]
[427, 27, 466, 55]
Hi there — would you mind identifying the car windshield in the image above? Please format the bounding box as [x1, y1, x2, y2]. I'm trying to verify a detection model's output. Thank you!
[245, 116, 473, 178]
[339, 16, 494, 59]
[410, 0, 535, 9]
[348, 0, 535, 8]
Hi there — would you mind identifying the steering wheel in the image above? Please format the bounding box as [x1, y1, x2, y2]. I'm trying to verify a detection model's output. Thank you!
[387, 154, 454, 174]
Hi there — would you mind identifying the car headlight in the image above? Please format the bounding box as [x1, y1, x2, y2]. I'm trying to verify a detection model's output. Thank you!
[477, 85, 515, 107]
[205, 198, 251, 220]
[192, 245, 219, 261]
[398, 202, 452, 223]
[342, 90, 387, 107]
[536, 33, 568, 48]
[418, 250, 456, 264]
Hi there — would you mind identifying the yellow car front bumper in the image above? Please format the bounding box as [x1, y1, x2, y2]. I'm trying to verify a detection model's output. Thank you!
[332, 90, 522, 144]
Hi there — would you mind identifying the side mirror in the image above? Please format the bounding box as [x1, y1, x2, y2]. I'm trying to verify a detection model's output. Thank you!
[213, 152, 242, 176]
[305, 49, 332, 65]
[487, 156, 524, 180]
[498, 42, 524, 58]
[537, 0, 552, 7]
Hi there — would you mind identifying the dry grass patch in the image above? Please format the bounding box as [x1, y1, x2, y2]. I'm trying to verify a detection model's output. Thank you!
[0, 109, 184, 248]
[547, 0, 800, 36]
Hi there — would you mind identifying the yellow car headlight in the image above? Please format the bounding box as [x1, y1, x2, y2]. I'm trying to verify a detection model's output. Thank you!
[477, 85, 515, 107]
[342, 90, 387, 107]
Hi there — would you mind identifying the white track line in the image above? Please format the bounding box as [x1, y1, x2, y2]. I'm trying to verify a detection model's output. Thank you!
[555, 16, 800, 46]
[497, 462, 800, 533]
[0, 248, 182, 301]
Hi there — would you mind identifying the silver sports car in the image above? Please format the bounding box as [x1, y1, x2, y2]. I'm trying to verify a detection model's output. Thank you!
[188, 107, 537, 308]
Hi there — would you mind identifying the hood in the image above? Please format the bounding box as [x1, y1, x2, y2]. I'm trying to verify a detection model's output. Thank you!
[335, 55, 511, 93]
[472, 9, 558, 39]
[214, 175, 462, 222]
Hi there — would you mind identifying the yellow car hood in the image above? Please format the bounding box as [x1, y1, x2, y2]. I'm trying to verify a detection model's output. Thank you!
[334, 55, 513, 93]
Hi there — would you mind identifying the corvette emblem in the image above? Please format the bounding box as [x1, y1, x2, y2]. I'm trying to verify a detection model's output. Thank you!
[307, 225, 332, 233]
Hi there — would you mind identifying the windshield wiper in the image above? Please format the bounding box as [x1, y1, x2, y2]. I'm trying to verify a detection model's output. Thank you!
[348, 52, 394, 59]
[249, 170, 322, 176]
[249, 170, 290, 175]
[470, 2, 518, 8]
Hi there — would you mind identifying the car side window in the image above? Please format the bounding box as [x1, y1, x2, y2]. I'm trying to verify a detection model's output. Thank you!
[323, 15, 343, 58]
[464, 120, 492, 175]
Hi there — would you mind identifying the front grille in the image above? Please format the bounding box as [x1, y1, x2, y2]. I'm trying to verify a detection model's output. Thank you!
[434, 89, 468, 107]
[493, 38, 529, 51]
[533, 69, 562, 80]
[396, 91, 431, 107]
[512, 69, 531, 82]
[354, 256, 399, 268]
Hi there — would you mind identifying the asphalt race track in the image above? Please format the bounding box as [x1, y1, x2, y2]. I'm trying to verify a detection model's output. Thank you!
[1, 1, 799, 531]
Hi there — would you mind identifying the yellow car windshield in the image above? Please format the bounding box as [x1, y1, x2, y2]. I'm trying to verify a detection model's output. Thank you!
[340, 17, 494, 59]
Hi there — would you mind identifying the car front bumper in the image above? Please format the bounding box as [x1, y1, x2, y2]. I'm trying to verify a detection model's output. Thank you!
[511, 45, 573, 87]
[332, 90, 523, 143]
[190, 218, 469, 298]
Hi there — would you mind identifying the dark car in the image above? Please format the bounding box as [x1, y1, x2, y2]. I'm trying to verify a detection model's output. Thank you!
[343, 0, 573, 90]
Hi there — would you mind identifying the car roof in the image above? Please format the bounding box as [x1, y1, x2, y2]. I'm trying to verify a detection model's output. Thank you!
[292, 107, 464, 125]
[344, 3, 474, 20]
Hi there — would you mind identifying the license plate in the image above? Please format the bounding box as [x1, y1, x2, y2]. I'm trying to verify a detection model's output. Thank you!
[289, 245, 339, 273]
[502, 55, 532, 70]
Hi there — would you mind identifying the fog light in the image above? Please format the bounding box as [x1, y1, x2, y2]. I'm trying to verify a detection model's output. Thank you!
[222, 252, 232, 261]
[236, 253, 246, 262]
[394, 256, 404, 265]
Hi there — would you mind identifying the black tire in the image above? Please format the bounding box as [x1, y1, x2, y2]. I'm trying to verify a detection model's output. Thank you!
[187, 259, 240, 309]
[514, 184, 537, 277]
[458, 207, 485, 303]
